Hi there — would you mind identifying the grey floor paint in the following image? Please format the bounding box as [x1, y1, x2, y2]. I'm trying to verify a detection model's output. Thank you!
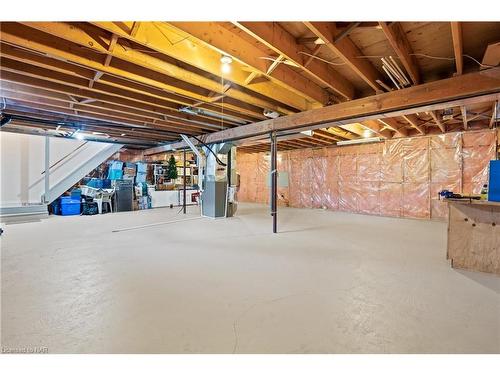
[1, 203, 499, 353]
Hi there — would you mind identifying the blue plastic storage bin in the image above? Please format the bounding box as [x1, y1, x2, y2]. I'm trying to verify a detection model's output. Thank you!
[102, 179, 111, 189]
[50, 200, 61, 215]
[60, 197, 81, 216]
[110, 160, 123, 170]
[87, 178, 103, 189]
[70, 188, 82, 200]
[488, 160, 500, 202]
[108, 169, 123, 180]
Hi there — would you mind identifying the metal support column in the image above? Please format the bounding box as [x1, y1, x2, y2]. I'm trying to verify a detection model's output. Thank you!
[44, 135, 50, 203]
[183, 148, 187, 214]
[270, 131, 278, 233]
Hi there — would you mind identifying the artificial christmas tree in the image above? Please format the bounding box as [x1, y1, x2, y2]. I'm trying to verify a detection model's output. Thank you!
[166, 155, 178, 181]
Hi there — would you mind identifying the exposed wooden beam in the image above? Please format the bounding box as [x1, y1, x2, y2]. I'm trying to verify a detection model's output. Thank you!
[104, 34, 118, 67]
[313, 129, 341, 142]
[130, 22, 141, 37]
[450, 22, 463, 75]
[360, 120, 393, 138]
[309, 135, 333, 145]
[88, 70, 104, 89]
[460, 106, 468, 129]
[67, 94, 79, 103]
[324, 127, 355, 140]
[297, 37, 323, 45]
[167, 22, 328, 107]
[304, 22, 384, 93]
[233, 22, 355, 100]
[5, 114, 177, 143]
[90, 22, 302, 113]
[4, 121, 165, 146]
[244, 71, 260, 85]
[265, 55, 284, 75]
[1, 91, 204, 135]
[16, 22, 224, 101]
[378, 118, 407, 137]
[5, 103, 183, 141]
[0, 72, 231, 132]
[303, 45, 322, 69]
[333, 22, 361, 43]
[428, 110, 446, 132]
[482, 41, 500, 70]
[143, 68, 500, 154]
[379, 22, 420, 85]
[79, 98, 97, 104]
[6, 22, 283, 119]
[0, 49, 262, 123]
[402, 114, 425, 134]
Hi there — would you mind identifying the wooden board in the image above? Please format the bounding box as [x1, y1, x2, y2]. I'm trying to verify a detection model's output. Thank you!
[447, 201, 500, 275]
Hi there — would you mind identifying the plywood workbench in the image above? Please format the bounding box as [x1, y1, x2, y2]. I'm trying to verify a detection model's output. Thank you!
[447, 199, 500, 275]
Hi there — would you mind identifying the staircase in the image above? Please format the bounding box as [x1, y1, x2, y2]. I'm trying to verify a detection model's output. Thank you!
[0, 132, 122, 223]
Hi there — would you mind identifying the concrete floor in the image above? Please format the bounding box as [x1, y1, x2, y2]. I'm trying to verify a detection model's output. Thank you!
[1, 203, 499, 354]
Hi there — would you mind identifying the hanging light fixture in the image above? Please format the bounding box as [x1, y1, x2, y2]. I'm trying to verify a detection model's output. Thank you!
[220, 55, 232, 74]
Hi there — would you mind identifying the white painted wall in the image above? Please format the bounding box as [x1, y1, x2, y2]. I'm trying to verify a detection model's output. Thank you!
[0, 132, 114, 206]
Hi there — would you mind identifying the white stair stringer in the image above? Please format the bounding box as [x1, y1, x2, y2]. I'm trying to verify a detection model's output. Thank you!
[45, 143, 123, 204]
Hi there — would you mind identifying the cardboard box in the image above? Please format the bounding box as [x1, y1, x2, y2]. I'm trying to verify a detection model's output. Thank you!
[123, 167, 136, 176]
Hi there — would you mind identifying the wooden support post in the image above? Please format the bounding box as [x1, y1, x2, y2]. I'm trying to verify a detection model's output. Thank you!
[270, 131, 278, 233]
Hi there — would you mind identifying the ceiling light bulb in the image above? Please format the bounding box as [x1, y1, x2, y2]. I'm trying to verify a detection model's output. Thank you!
[220, 55, 232, 64]
[221, 62, 231, 74]
[121, 133, 126, 136]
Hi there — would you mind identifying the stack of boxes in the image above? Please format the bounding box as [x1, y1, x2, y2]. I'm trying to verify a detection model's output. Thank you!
[136, 162, 147, 184]
[108, 161, 123, 180]
[123, 162, 137, 181]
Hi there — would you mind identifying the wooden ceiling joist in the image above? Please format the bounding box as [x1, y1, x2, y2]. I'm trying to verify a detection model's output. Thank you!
[14, 22, 226, 101]
[145, 68, 500, 154]
[304, 22, 385, 93]
[5, 100, 194, 139]
[313, 129, 342, 142]
[0, 81, 203, 130]
[311, 131, 338, 144]
[0, 72, 230, 132]
[360, 120, 393, 138]
[428, 110, 446, 132]
[379, 22, 420, 85]
[89, 21, 301, 114]
[401, 114, 425, 135]
[0, 90, 204, 135]
[233, 22, 355, 100]
[450, 22, 463, 75]
[5, 107, 179, 142]
[1, 23, 274, 122]
[378, 118, 408, 137]
[325, 126, 356, 140]
[1, 21, 499, 150]
[167, 22, 329, 107]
